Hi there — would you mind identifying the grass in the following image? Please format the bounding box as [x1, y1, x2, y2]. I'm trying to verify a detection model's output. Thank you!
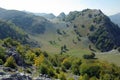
[65, 48, 91, 58]
[96, 53, 120, 66]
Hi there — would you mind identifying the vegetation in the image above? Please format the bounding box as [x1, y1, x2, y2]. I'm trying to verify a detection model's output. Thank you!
[0, 8, 120, 79]
[0, 8, 53, 34]
[4, 56, 17, 68]
[0, 20, 28, 43]
[0, 38, 120, 79]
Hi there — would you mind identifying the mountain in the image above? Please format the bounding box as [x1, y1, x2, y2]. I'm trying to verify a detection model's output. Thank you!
[64, 9, 120, 52]
[110, 13, 120, 27]
[34, 13, 56, 19]
[0, 8, 55, 34]
[57, 12, 66, 21]
[31, 9, 120, 52]
[0, 8, 120, 52]
[0, 20, 28, 43]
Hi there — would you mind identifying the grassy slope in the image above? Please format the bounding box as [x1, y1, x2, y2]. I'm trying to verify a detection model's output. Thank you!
[30, 10, 120, 66]
[30, 21, 92, 54]
[96, 50, 120, 66]
[30, 22, 120, 66]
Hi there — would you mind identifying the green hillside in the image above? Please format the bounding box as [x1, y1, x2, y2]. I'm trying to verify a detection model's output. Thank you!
[0, 20, 28, 43]
[0, 8, 55, 34]
[64, 9, 120, 52]
[0, 8, 120, 53]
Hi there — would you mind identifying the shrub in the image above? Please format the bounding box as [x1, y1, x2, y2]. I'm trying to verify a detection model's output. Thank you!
[58, 72, 66, 80]
[61, 65, 66, 72]
[3, 38, 19, 47]
[0, 46, 5, 61]
[82, 74, 89, 80]
[71, 64, 80, 75]
[43, 51, 48, 57]
[56, 68, 60, 74]
[62, 58, 71, 69]
[80, 63, 100, 77]
[68, 77, 74, 80]
[89, 25, 96, 31]
[25, 50, 36, 62]
[71, 59, 82, 75]
[39, 63, 48, 74]
[4, 56, 17, 68]
[34, 54, 44, 67]
[48, 67, 55, 77]
[17, 45, 26, 58]
[0, 59, 4, 65]
[83, 53, 95, 59]
[90, 76, 98, 80]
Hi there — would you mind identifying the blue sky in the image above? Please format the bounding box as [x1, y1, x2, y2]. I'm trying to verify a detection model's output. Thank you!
[0, 0, 119, 16]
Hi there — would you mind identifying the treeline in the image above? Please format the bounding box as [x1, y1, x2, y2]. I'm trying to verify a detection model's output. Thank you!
[0, 38, 120, 80]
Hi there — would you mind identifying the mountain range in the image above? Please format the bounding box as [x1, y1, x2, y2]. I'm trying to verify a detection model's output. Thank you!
[110, 13, 120, 27]
[0, 8, 120, 53]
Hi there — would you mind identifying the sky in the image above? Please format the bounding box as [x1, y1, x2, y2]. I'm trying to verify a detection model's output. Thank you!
[0, 0, 120, 16]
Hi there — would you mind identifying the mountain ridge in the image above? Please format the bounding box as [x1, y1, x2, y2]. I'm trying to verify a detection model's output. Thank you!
[110, 13, 120, 27]
[0, 8, 120, 52]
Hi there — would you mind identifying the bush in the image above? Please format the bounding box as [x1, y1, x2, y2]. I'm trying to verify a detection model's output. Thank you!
[39, 63, 49, 74]
[0, 46, 6, 61]
[58, 72, 66, 80]
[4, 38, 19, 47]
[90, 76, 98, 80]
[82, 74, 89, 80]
[0, 59, 4, 65]
[48, 67, 55, 77]
[62, 58, 71, 69]
[25, 50, 36, 63]
[34, 54, 44, 67]
[71, 59, 81, 75]
[4, 56, 17, 68]
[68, 77, 74, 80]
[71, 64, 80, 75]
[80, 63, 100, 77]
[56, 68, 60, 74]
[61, 65, 66, 72]
[89, 25, 96, 31]
[83, 53, 95, 59]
